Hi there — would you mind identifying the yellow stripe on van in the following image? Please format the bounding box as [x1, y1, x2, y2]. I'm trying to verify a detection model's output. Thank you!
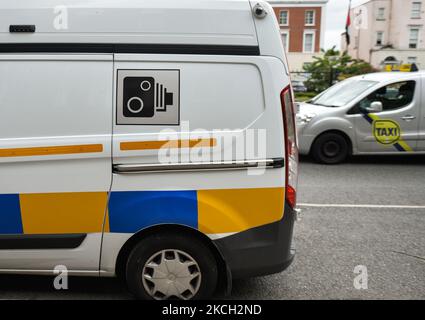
[0, 144, 103, 158]
[197, 188, 285, 234]
[19, 192, 108, 234]
[120, 139, 217, 151]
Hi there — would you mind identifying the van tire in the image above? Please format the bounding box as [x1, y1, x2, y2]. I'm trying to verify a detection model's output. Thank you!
[311, 133, 349, 164]
[125, 232, 218, 300]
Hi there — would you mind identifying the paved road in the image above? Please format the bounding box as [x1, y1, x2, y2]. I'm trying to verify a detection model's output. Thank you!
[0, 155, 424, 300]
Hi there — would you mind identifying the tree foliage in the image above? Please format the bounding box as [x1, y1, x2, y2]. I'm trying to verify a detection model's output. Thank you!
[302, 47, 376, 93]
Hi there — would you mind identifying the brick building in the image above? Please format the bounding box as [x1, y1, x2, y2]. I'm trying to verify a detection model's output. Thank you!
[268, 0, 328, 72]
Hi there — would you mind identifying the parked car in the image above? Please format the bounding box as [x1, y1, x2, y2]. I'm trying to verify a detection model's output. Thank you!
[293, 83, 308, 93]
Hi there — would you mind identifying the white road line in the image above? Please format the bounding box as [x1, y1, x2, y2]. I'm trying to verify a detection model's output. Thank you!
[298, 203, 425, 209]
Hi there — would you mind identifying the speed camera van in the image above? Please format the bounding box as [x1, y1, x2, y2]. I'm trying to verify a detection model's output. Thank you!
[0, 0, 298, 300]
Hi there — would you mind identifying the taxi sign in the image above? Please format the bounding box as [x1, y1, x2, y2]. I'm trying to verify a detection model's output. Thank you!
[373, 119, 401, 145]
[385, 64, 418, 72]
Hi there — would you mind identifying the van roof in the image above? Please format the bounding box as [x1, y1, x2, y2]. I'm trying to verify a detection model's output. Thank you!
[0, 0, 258, 48]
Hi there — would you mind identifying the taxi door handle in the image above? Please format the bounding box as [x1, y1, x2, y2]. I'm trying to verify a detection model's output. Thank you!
[401, 115, 416, 121]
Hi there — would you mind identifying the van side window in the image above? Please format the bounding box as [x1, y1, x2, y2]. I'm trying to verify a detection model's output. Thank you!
[348, 80, 416, 114]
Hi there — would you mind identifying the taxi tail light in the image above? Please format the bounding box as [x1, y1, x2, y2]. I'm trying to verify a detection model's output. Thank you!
[280, 85, 299, 209]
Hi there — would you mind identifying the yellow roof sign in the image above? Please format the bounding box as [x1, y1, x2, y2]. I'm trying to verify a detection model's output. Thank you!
[385, 64, 418, 72]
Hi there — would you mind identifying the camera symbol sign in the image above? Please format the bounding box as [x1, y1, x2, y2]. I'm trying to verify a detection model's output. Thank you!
[117, 70, 180, 125]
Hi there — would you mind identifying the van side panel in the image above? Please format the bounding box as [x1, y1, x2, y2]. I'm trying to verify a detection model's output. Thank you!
[100, 54, 289, 275]
[0, 55, 113, 272]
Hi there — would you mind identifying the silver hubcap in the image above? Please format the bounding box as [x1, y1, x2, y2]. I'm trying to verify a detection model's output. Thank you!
[142, 249, 202, 300]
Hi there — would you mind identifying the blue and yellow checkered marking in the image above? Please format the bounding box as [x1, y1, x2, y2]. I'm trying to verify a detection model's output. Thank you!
[108, 191, 199, 233]
[0, 194, 23, 234]
[0, 188, 285, 236]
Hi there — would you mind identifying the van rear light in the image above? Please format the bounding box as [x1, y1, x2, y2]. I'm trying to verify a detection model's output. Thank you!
[280, 85, 299, 209]
[286, 185, 297, 209]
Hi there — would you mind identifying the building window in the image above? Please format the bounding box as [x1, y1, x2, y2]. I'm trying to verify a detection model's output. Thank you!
[384, 56, 398, 64]
[409, 28, 419, 48]
[279, 10, 289, 25]
[354, 36, 359, 49]
[412, 2, 422, 18]
[305, 10, 315, 26]
[377, 7, 385, 20]
[407, 57, 417, 64]
[281, 31, 289, 51]
[376, 32, 384, 46]
[303, 31, 315, 53]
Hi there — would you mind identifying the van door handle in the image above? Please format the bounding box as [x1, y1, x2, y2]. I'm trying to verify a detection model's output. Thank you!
[401, 115, 416, 121]
[113, 158, 285, 174]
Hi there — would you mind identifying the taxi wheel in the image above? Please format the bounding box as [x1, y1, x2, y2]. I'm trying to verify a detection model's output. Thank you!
[125, 232, 218, 300]
[311, 133, 349, 164]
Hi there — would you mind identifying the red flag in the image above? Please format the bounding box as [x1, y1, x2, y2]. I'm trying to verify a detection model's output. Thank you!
[346, 0, 351, 45]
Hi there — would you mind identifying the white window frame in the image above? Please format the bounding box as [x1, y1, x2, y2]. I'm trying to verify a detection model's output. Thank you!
[303, 30, 316, 53]
[412, 2, 422, 19]
[281, 31, 290, 52]
[305, 10, 315, 26]
[409, 28, 420, 48]
[279, 10, 289, 26]
[377, 7, 385, 20]
[376, 31, 384, 46]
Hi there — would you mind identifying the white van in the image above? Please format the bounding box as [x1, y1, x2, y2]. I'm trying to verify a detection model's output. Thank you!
[0, 0, 298, 300]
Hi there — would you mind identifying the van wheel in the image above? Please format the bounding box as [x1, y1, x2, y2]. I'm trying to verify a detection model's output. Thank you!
[311, 133, 349, 164]
[125, 232, 218, 300]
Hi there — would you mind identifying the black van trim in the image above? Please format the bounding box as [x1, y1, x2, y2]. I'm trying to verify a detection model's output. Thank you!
[0, 234, 87, 250]
[0, 43, 260, 56]
[214, 202, 296, 279]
